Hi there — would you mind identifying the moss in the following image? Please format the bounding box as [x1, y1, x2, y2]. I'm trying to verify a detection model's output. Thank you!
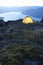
[0, 22, 43, 65]
[19, 46, 43, 58]
[0, 44, 43, 65]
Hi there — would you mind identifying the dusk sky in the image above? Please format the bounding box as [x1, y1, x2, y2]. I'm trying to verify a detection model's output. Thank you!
[0, 0, 43, 7]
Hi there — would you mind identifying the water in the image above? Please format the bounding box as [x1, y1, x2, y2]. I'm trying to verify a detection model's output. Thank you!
[0, 12, 41, 22]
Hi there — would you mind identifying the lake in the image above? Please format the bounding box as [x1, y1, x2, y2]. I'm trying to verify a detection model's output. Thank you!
[0, 12, 41, 22]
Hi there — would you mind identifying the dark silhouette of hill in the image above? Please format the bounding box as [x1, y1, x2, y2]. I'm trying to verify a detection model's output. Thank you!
[0, 19, 43, 47]
[0, 19, 43, 32]
[0, 6, 41, 13]
[22, 7, 43, 18]
[0, 6, 29, 13]
[0, 19, 43, 65]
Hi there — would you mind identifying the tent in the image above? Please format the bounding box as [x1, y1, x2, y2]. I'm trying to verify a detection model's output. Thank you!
[23, 16, 34, 24]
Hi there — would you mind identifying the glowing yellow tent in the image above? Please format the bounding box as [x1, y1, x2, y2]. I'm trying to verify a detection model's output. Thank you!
[23, 16, 34, 24]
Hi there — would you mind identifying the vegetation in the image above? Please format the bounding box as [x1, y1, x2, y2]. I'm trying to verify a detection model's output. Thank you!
[0, 44, 43, 65]
[0, 19, 43, 65]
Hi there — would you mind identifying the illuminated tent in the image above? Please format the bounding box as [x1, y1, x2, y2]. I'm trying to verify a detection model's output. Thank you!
[23, 16, 34, 24]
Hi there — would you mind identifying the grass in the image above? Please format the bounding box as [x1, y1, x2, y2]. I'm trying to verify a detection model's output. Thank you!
[0, 43, 43, 65]
[0, 21, 43, 65]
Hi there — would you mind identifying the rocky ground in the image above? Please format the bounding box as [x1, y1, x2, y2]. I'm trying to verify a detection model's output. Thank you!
[0, 19, 43, 65]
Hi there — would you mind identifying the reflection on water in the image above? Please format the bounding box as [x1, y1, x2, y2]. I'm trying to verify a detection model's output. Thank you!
[0, 12, 26, 21]
[0, 12, 41, 22]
